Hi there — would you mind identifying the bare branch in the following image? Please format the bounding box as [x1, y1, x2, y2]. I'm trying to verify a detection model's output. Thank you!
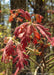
[47, 61, 54, 67]
[47, 64, 54, 71]
[46, 57, 54, 64]
[40, 53, 54, 64]
[29, 57, 41, 68]
[44, 53, 54, 59]
[34, 67, 39, 75]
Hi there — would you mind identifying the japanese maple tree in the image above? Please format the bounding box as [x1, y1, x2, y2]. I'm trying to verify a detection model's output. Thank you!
[1, 9, 54, 75]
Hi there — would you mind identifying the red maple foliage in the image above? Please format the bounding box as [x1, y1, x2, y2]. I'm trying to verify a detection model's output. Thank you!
[13, 44, 29, 75]
[1, 9, 54, 75]
[1, 40, 14, 63]
[9, 9, 31, 22]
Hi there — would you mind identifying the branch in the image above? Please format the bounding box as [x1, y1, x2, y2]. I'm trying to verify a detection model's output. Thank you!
[42, 56, 46, 68]
[47, 64, 54, 71]
[26, 47, 41, 55]
[41, 48, 46, 68]
[29, 57, 41, 68]
[34, 66, 44, 75]
[17, 68, 30, 75]
[34, 67, 39, 75]
[44, 53, 54, 59]
[46, 57, 54, 64]
[40, 53, 54, 64]
[47, 61, 54, 67]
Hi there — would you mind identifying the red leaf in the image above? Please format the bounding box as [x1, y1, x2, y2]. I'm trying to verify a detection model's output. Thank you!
[36, 24, 51, 38]
[13, 44, 29, 74]
[36, 24, 54, 46]
[13, 45, 16, 48]
[18, 32, 25, 39]
[17, 17, 23, 22]
[26, 25, 32, 35]
[1, 40, 14, 62]
[18, 9, 25, 15]
[18, 9, 25, 18]
[14, 22, 30, 37]
[9, 15, 13, 22]
[34, 31, 40, 40]
[21, 37, 27, 49]
[33, 37, 37, 45]
[36, 14, 43, 23]
[25, 11, 31, 21]
[14, 22, 32, 48]
[50, 37, 54, 46]
[18, 9, 31, 21]
[10, 10, 13, 14]
[24, 60, 28, 66]
[32, 25, 40, 40]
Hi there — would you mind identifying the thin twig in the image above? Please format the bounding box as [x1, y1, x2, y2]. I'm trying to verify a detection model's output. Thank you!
[29, 57, 41, 68]
[44, 53, 54, 59]
[47, 64, 54, 71]
[47, 61, 54, 67]
[26, 47, 41, 55]
[46, 57, 54, 64]
[40, 53, 54, 64]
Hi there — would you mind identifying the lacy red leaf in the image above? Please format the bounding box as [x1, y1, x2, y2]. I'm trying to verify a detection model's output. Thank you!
[13, 44, 29, 75]
[14, 22, 32, 48]
[1, 40, 14, 62]
[14, 22, 30, 37]
[25, 11, 31, 21]
[36, 24, 54, 46]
